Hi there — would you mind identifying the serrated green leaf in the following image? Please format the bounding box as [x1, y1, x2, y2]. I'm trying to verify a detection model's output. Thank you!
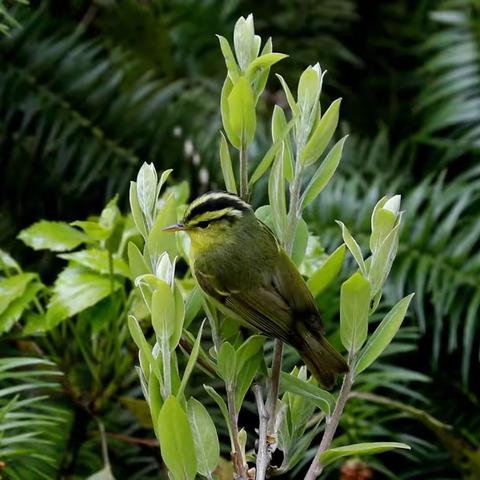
[302, 136, 348, 207]
[158, 396, 197, 480]
[187, 398, 220, 478]
[356, 294, 414, 374]
[300, 98, 342, 165]
[0, 249, 20, 273]
[320, 442, 410, 467]
[307, 244, 346, 296]
[0, 281, 43, 334]
[0, 273, 36, 316]
[59, 249, 130, 277]
[340, 272, 371, 354]
[45, 267, 121, 331]
[18, 221, 87, 252]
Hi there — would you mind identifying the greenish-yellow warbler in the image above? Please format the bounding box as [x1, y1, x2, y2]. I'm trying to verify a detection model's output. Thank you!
[164, 191, 348, 387]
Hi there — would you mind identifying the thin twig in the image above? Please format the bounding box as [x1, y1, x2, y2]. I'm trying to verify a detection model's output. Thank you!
[253, 384, 269, 480]
[304, 369, 354, 479]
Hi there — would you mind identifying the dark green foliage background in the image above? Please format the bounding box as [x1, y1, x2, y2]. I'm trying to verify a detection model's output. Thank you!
[0, 0, 479, 479]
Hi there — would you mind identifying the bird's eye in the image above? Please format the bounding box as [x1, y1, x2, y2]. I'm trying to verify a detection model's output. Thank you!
[196, 221, 210, 229]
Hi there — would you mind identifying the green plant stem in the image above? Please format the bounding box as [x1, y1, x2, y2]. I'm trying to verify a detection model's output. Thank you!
[253, 384, 269, 480]
[226, 383, 247, 479]
[239, 140, 249, 201]
[304, 367, 354, 479]
[161, 338, 171, 398]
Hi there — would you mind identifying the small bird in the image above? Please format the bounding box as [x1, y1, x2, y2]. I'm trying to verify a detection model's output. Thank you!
[163, 191, 348, 387]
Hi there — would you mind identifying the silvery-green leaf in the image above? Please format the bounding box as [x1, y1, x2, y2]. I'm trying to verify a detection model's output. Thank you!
[187, 397, 219, 479]
[336, 221, 367, 275]
[220, 76, 240, 148]
[300, 98, 341, 165]
[158, 396, 197, 480]
[276, 74, 299, 115]
[151, 281, 175, 345]
[136, 162, 157, 226]
[307, 244, 346, 297]
[216, 35, 240, 82]
[355, 294, 414, 374]
[302, 136, 348, 207]
[219, 132, 237, 194]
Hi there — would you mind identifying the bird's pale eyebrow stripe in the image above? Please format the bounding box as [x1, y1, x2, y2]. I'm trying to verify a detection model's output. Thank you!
[184, 192, 249, 223]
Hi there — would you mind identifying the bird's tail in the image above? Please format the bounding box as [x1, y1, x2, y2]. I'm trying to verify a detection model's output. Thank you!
[297, 333, 349, 389]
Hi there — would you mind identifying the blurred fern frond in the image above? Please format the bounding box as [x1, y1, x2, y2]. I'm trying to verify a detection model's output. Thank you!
[0, 356, 69, 479]
[415, 0, 480, 161]
[0, 6, 219, 228]
[307, 134, 480, 386]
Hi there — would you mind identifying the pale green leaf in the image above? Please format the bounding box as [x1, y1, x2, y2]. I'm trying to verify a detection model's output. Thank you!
[177, 321, 205, 399]
[187, 398, 220, 478]
[246, 52, 287, 81]
[158, 396, 197, 480]
[320, 442, 410, 467]
[151, 281, 175, 345]
[276, 74, 299, 115]
[217, 341, 237, 383]
[137, 162, 158, 221]
[219, 132, 237, 194]
[216, 35, 240, 82]
[279, 371, 334, 416]
[300, 98, 342, 165]
[128, 242, 150, 279]
[302, 136, 348, 207]
[356, 294, 414, 374]
[86, 465, 115, 480]
[129, 181, 148, 239]
[307, 244, 346, 296]
[340, 272, 371, 354]
[336, 221, 367, 275]
[220, 76, 240, 148]
[249, 117, 295, 186]
[228, 76, 256, 147]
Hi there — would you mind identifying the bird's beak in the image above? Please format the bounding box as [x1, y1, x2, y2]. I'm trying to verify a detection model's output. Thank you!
[162, 223, 185, 232]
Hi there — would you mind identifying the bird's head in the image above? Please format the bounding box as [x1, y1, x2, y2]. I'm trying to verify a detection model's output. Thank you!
[163, 191, 253, 252]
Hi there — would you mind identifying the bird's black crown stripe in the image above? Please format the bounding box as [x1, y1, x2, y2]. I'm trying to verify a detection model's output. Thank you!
[185, 193, 249, 223]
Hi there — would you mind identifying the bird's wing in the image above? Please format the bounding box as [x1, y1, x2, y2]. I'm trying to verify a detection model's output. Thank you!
[194, 243, 323, 343]
[271, 248, 325, 335]
[195, 263, 293, 342]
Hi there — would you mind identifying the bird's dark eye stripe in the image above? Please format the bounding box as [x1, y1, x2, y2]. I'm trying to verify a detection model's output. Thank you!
[185, 194, 249, 223]
[196, 221, 210, 228]
[192, 213, 239, 228]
